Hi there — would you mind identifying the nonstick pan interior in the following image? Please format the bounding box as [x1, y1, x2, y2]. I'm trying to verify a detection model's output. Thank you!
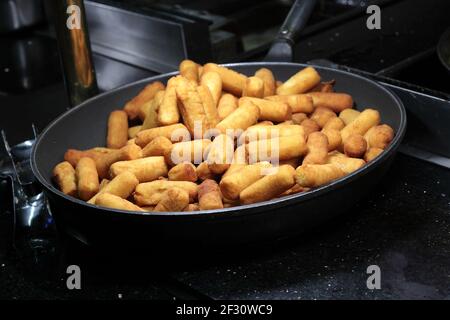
[32, 62, 406, 217]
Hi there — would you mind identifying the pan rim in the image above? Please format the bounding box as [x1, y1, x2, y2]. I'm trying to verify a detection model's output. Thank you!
[31, 62, 407, 218]
[437, 27, 450, 72]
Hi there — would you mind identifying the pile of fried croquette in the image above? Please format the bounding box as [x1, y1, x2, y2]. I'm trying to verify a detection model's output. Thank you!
[52, 61, 394, 212]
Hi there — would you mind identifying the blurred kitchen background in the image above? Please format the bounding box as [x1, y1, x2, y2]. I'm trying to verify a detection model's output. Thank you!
[1, 0, 449, 144]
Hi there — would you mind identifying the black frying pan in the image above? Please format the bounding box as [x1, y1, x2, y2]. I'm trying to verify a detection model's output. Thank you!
[31, 1, 406, 249]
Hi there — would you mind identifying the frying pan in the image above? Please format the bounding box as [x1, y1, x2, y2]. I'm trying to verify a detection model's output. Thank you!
[31, 1, 406, 250]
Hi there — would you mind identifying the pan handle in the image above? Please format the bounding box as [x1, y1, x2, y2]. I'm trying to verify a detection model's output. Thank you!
[265, 0, 317, 62]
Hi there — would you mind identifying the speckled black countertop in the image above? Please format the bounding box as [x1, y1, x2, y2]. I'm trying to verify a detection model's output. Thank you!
[1, 151, 450, 300]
